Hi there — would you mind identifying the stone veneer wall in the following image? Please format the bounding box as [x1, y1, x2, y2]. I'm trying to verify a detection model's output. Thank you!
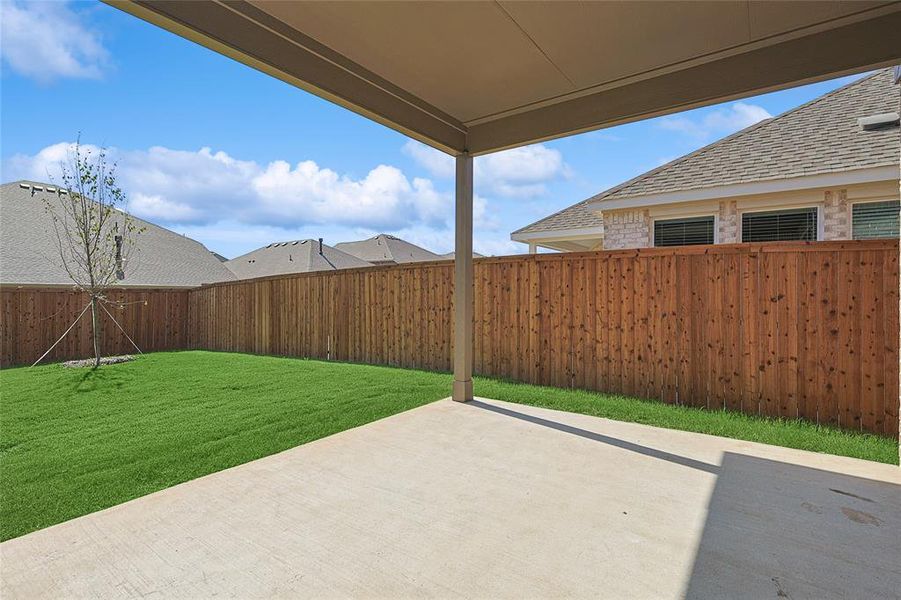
[718, 200, 739, 243]
[822, 189, 850, 240]
[601, 209, 650, 249]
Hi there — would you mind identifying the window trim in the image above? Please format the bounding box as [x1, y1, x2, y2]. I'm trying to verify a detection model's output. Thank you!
[652, 213, 718, 247]
[738, 204, 823, 242]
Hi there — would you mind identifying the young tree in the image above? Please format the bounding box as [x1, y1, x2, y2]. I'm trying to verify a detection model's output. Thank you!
[43, 140, 142, 368]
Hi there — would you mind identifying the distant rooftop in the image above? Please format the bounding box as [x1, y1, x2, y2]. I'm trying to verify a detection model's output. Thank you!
[0, 181, 236, 288]
[226, 239, 371, 279]
[336, 234, 441, 264]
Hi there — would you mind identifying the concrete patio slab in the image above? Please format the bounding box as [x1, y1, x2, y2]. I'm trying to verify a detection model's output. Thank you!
[2, 398, 899, 599]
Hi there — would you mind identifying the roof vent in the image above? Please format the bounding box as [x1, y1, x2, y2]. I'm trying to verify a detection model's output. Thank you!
[291, 241, 298, 245]
[858, 112, 899, 131]
[18, 183, 30, 190]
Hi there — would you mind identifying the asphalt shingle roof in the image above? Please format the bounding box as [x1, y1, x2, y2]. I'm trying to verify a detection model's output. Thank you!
[0, 181, 236, 287]
[515, 68, 900, 235]
[513, 199, 605, 235]
[226, 239, 371, 279]
[335, 234, 440, 263]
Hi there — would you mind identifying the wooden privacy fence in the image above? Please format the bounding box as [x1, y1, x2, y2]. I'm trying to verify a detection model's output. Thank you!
[189, 240, 899, 437]
[2, 240, 898, 437]
[189, 261, 455, 368]
[474, 240, 899, 437]
[0, 288, 190, 366]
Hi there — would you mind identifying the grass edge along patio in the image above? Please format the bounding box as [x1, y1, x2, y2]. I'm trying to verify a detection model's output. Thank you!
[2, 350, 897, 542]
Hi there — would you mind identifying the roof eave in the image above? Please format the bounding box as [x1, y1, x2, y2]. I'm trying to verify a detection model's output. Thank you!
[511, 225, 605, 243]
[588, 165, 901, 212]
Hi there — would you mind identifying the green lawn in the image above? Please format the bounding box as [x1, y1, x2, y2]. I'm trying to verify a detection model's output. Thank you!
[1, 351, 896, 541]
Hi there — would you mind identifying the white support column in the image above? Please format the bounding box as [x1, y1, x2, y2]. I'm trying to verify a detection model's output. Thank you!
[453, 152, 474, 402]
[528, 242, 538, 254]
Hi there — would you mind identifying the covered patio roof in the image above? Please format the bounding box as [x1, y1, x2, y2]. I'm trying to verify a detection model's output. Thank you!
[109, 1, 900, 156]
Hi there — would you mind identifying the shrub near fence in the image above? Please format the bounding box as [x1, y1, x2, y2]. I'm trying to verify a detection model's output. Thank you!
[2, 240, 898, 437]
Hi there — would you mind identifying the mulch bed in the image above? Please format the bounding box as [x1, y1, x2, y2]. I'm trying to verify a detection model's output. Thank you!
[61, 355, 136, 368]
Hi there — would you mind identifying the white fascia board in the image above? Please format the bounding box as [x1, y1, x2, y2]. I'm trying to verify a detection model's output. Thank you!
[587, 165, 899, 212]
[511, 226, 604, 243]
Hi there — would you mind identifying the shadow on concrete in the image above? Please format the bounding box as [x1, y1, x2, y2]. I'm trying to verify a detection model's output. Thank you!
[467, 399, 720, 474]
[467, 400, 901, 599]
[683, 452, 901, 599]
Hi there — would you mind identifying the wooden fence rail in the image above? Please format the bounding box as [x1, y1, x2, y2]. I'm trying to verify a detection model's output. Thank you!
[3, 240, 898, 437]
[188, 240, 899, 437]
[0, 288, 190, 366]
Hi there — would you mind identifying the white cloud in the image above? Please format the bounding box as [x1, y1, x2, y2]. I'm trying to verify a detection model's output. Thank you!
[129, 193, 202, 223]
[0, 1, 109, 83]
[3, 141, 462, 231]
[658, 102, 772, 139]
[402, 140, 569, 198]
[401, 140, 455, 179]
[5, 141, 527, 257]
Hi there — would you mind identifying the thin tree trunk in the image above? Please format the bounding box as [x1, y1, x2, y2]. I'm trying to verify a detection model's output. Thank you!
[90, 296, 101, 368]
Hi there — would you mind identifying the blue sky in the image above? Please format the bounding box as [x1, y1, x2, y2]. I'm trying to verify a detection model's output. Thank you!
[1, 1, 866, 258]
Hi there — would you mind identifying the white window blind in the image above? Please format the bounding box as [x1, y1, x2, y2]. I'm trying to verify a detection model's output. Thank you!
[742, 207, 817, 242]
[852, 200, 900, 239]
[654, 216, 715, 247]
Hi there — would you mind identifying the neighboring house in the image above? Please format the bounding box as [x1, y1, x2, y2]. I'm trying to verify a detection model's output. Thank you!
[335, 234, 440, 264]
[513, 68, 900, 252]
[0, 181, 235, 288]
[226, 239, 371, 279]
[440, 251, 485, 259]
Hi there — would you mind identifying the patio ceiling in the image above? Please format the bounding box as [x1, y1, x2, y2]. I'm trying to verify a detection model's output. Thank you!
[108, 0, 901, 156]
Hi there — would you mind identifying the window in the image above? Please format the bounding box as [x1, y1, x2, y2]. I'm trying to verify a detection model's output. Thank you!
[742, 207, 817, 242]
[852, 200, 900, 239]
[653, 216, 715, 247]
